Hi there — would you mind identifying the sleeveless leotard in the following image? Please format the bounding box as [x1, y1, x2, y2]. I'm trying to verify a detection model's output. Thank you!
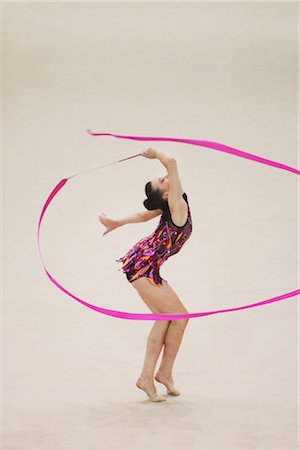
[116, 193, 193, 286]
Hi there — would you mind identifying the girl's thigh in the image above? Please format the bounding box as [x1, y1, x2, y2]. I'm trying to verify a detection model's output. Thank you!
[131, 277, 189, 315]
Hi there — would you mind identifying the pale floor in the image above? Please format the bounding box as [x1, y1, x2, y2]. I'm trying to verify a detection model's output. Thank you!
[1, 277, 298, 449]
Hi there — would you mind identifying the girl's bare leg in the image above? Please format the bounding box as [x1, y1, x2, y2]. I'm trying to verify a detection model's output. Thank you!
[156, 319, 189, 381]
[140, 319, 170, 379]
[131, 277, 189, 395]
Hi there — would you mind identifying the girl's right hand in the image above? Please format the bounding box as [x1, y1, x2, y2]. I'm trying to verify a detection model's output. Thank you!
[98, 213, 119, 236]
[140, 148, 158, 159]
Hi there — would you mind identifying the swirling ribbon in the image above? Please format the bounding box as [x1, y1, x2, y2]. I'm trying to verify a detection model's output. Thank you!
[37, 131, 299, 321]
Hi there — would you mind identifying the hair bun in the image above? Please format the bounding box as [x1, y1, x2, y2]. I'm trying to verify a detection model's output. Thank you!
[143, 199, 156, 211]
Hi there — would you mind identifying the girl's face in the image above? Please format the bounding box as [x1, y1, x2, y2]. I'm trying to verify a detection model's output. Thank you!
[151, 174, 169, 199]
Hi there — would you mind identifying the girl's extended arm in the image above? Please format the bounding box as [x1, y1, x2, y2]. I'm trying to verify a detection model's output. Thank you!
[99, 209, 162, 236]
[118, 212, 145, 226]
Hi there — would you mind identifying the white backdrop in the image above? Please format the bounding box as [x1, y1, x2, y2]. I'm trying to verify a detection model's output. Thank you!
[2, 2, 298, 449]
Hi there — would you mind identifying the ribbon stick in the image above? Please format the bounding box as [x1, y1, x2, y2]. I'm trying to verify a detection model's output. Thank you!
[37, 131, 299, 320]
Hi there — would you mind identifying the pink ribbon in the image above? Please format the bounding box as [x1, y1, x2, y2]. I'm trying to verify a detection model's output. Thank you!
[37, 131, 299, 320]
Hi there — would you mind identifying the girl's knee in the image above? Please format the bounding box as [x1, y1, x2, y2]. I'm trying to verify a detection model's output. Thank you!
[181, 318, 189, 328]
[171, 317, 189, 328]
[178, 310, 189, 326]
[148, 336, 163, 346]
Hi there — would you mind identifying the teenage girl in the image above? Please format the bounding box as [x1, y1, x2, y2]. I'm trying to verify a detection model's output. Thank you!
[99, 148, 193, 402]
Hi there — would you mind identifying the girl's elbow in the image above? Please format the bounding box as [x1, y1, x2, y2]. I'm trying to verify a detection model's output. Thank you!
[166, 157, 177, 165]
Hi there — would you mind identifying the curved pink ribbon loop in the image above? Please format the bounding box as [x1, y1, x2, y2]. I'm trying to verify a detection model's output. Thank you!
[37, 131, 299, 320]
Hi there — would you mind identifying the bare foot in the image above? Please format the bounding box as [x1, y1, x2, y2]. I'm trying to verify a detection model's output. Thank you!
[136, 376, 166, 402]
[154, 371, 181, 396]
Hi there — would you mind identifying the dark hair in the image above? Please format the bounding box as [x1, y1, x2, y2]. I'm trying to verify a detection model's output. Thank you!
[143, 181, 169, 212]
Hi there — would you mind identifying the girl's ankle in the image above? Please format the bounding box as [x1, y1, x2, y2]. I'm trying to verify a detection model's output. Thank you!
[157, 370, 172, 378]
[139, 374, 153, 381]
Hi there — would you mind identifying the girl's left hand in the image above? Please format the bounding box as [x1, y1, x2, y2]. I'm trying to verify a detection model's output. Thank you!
[98, 213, 119, 236]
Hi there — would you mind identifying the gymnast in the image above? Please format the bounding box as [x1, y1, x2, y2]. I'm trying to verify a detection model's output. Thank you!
[99, 148, 193, 402]
[38, 132, 298, 403]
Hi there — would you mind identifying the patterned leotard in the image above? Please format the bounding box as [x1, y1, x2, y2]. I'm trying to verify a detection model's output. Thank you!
[115, 193, 193, 286]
